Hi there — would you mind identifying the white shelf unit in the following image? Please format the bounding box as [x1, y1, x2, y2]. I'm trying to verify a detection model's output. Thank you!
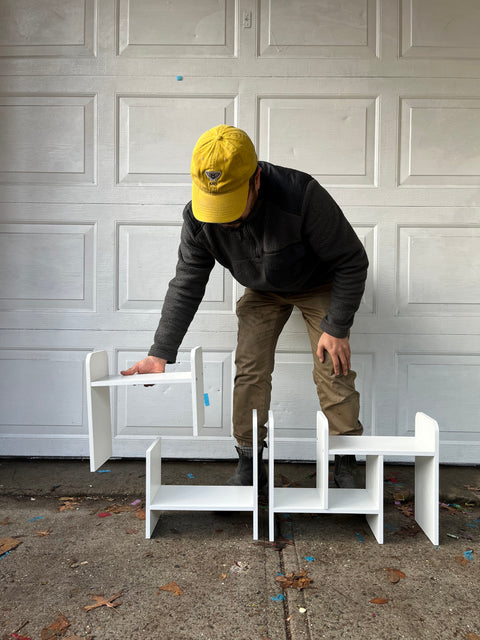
[85, 346, 204, 472]
[268, 411, 439, 545]
[85, 347, 259, 539]
[146, 411, 259, 539]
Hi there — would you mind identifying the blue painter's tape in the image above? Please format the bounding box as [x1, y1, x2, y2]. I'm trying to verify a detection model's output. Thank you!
[304, 556, 315, 562]
[28, 516, 44, 522]
[176, 75, 183, 81]
[204, 393, 210, 406]
[98, 469, 111, 473]
[187, 473, 195, 479]
[355, 532, 365, 543]
[270, 594, 285, 602]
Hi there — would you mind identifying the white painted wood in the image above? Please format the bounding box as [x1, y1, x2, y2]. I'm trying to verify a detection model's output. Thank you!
[365, 455, 384, 544]
[85, 351, 113, 472]
[145, 409, 259, 539]
[412, 413, 439, 546]
[269, 411, 438, 545]
[145, 438, 162, 537]
[86, 347, 205, 466]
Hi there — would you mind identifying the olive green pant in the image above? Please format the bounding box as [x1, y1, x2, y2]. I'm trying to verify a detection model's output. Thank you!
[233, 286, 363, 446]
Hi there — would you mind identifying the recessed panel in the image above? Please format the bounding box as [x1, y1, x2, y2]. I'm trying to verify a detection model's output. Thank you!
[117, 224, 232, 311]
[0, 349, 86, 432]
[399, 98, 480, 186]
[396, 353, 480, 439]
[0, 0, 96, 57]
[117, 96, 236, 184]
[0, 96, 96, 184]
[401, 0, 480, 59]
[116, 349, 232, 437]
[118, 0, 236, 57]
[0, 223, 95, 311]
[259, 97, 377, 185]
[259, 0, 377, 58]
[397, 226, 480, 315]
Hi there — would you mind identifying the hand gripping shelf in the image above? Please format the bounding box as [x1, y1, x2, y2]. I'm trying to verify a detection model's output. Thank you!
[268, 411, 439, 545]
[85, 347, 259, 539]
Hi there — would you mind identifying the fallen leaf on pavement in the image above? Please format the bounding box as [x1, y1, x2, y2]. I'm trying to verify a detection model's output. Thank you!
[104, 504, 137, 514]
[83, 592, 122, 613]
[41, 612, 70, 640]
[386, 568, 406, 583]
[0, 517, 17, 525]
[0, 537, 21, 555]
[276, 569, 313, 590]
[370, 598, 388, 604]
[158, 582, 183, 596]
[465, 634, 480, 640]
[135, 509, 146, 521]
[35, 530, 53, 537]
[455, 556, 469, 566]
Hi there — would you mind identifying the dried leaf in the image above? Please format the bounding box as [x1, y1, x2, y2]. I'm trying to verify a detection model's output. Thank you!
[276, 569, 313, 590]
[396, 523, 421, 537]
[0, 537, 21, 555]
[0, 517, 16, 526]
[83, 592, 122, 613]
[387, 568, 406, 583]
[465, 634, 480, 640]
[11, 634, 32, 640]
[104, 504, 137, 514]
[58, 503, 77, 512]
[464, 485, 480, 492]
[370, 598, 388, 604]
[393, 489, 410, 502]
[455, 556, 469, 566]
[35, 530, 52, 537]
[158, 582, 183, 596]
[135, 509, 146, 521]
[41, 612, 70, 640]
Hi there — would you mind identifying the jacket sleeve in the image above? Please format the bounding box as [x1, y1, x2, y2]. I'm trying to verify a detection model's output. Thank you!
[302, 180, 368, 338]
[148, 208, 215, 362]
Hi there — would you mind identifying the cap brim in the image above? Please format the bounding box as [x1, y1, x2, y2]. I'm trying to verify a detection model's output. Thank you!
[192, 179, 250, 223]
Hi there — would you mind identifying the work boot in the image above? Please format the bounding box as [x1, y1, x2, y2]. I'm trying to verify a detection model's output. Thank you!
[333, 454, 363, 488]
[226, 444, 268, 493]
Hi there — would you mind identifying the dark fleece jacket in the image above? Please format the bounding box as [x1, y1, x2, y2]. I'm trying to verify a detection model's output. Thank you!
[149, 162, 368, 362]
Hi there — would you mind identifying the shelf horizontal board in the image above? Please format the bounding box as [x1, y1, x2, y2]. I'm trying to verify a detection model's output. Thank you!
[149, 484, 255, 511]
[91, 372, 192, 387]
[271, 487, 326, 512]
[329, 435, 435, 456]
[327, 489, 379, 513]
[271, 487, 378, 514]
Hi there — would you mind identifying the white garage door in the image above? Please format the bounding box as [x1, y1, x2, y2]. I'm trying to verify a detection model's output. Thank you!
[1, 0, 479, 463]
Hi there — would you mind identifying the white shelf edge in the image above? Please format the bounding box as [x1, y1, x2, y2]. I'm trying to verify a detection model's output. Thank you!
[149, 484, 256, 511]
[91, 372, 192, 387]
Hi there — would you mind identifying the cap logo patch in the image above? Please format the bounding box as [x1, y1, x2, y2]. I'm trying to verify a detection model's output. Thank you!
[205, 170, 222, 185]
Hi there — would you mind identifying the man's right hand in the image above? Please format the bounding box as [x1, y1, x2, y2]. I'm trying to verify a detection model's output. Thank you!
[120, 356, 167, 376]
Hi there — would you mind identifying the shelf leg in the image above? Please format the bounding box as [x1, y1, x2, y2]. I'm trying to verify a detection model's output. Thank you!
[268, 412, 275, 542]
[365, 454, 384, 544]
[415, 455, 439, 545]
[86, 351, 113, 472]
[146, 438, 162, 538]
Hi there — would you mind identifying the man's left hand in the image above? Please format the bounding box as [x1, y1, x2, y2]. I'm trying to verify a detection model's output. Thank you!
[317, 332, 351, 376]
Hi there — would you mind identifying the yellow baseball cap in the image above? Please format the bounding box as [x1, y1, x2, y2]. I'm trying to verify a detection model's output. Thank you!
[191, 125, 258, 223]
